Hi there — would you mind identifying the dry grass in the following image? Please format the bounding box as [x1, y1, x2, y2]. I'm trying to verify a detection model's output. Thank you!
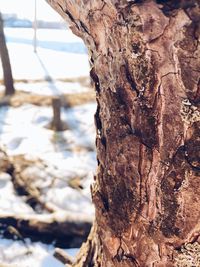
[0, 75, 95, 107]
[0, 90, 95, 108]
[0, 76, 90, 87]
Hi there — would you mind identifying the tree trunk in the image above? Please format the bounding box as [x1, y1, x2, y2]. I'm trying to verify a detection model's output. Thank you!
[51, 97, 63, 131]
[50, 96, 68, 131]
[46, 1, 200, 266]
[0, 13, 15, 96]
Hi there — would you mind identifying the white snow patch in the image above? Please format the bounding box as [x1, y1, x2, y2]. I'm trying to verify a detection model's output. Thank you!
[2, 81, 91, 96]
[0, 103, 96, 156]
[0, 28, 89, 81]
[0, 102, 96, 215]
[46, 186, 93, 215]
[0, 172, 34, 215]
[0, 238, 78, 267]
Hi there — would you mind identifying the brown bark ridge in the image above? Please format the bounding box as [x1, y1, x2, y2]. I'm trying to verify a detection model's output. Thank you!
[0, 13, 15, 95]
[46, 0, 200, 266]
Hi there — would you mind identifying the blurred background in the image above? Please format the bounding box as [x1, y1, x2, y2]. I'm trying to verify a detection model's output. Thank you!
[0, 0, 96, 266]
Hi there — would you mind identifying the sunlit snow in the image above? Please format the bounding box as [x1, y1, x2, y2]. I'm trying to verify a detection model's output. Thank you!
[0, 238, 78, 267]
[0, 26, 95, 266]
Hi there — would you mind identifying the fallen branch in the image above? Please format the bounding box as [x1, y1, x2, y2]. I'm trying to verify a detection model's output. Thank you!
[0, 212, 92, 248]
[12, 170, 58, 213]
[0, 149, 14, 175]
[54, 248, 74, 265]
[11, 155, 60, 213]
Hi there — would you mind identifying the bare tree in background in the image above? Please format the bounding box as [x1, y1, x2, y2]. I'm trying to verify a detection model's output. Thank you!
[0, 13, 15, 96]
[46, 1, 200, 266]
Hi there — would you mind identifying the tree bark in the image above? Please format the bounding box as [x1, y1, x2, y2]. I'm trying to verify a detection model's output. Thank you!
[46, 1, 200, 266]
[0, 13, 15, 96]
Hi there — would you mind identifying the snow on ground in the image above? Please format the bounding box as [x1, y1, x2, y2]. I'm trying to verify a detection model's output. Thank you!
[0, 238, 78, 267]
[0, 28, 90, 96]
[0, 102, 96, 215]
[4, 28, 85, 51]
[1, 43, 89, 81]
[0, 103, 96, 156]
[3, 81, 91, 96]
[0, 172, 34, 215]
[0, 26, 95, 265]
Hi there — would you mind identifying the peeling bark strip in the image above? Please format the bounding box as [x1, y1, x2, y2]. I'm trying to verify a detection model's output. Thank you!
[46, 0, 200, 266]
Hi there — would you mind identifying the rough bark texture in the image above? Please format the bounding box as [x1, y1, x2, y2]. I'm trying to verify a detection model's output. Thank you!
[0, 13, 15, 95]
[46, 0, 200, 266]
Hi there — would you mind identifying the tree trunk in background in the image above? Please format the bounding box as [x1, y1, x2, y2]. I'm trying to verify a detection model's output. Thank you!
[0, 13, 15, 96]
[51, 97, 63, 131]
[47, 1, 200, 266]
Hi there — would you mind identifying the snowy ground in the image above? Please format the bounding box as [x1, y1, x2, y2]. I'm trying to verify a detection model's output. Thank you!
[0, 238, 78, 267]
[6, 80, 91, 96]
[0, 103, 96, 215]
[0, 27, 96, 266]
[0, 28, 90, 95]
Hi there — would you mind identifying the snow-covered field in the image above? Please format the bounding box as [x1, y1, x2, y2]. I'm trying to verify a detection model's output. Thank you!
[0, 27, 96, 266]
[0, 28, 90, 88]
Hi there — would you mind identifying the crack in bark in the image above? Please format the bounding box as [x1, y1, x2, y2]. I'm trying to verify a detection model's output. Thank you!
[57, 3, 80, 31]
[133, 127, 157, 149]
[94, 101, 102, 135]
[114, 237, 139, 266]
[89, 1, 107, 13]
[90, 67, 100, 93]
[160, 71, 178, 81]
[124, 63, 140, 96]
[79, 21, 90, 35]
[149, 16, 172, 43]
